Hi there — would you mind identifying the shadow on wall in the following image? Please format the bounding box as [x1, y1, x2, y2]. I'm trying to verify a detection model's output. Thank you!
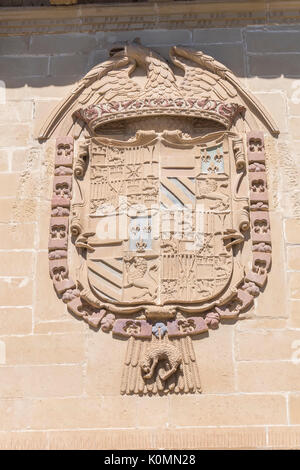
[2, 26, 300, 90]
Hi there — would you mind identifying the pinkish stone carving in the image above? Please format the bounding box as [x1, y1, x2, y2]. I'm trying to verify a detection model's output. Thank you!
[100, 313, 115, 332]
[45, 45, 275, 396]
[49, 217, 69, 251]
[113, 319, 152, 339]
[67, 296, 84, 318]
[48, 249, 67, 260]
[245, 130, 272, 292]
[76, 98, 244, 132]
[250, 212, 271, 243]
[204, 311, 221, 329]
[247, 131, 264, 154]
[61, 288, 80, 303]
[167, 317, 208, 338]
[249, 172, 268, 205]
[55, 137, 74, 166]
[48, 138, 77, 303]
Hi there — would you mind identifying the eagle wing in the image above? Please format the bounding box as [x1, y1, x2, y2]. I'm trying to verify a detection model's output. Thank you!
[170, 46, 238, 102]
[170, 45, 279, 135]
[171, 336, 202, 393]
[120, 337, 149, 395]
[78, 61, 141, 107]
[39, 56, 141, 139]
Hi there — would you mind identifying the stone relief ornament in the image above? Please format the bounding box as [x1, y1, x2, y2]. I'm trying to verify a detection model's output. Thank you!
[40, 41, 278, 395]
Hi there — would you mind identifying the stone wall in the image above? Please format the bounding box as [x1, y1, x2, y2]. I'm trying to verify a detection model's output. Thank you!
[0, 12, 300, 449]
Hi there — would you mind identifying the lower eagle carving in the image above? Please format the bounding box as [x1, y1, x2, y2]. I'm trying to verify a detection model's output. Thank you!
[46, 43, 274, 396]
[115, 319, 203, 395]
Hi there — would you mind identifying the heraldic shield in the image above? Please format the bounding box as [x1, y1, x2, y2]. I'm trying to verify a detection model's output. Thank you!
[41, 42, 278, 395]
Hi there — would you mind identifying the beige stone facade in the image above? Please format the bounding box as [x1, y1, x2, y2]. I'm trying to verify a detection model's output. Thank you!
[0, 1, 300, 450]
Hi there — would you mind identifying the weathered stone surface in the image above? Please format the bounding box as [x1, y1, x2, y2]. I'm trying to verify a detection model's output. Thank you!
[0, 174, 20, 198]
[268, 426, 300, 449]
[0, 150, 9, 172]
[194, 326, 235, 393]
[0, 124, 30, 147]
[236, 318, 287, 330]
[30, 34, 97, 54]
[246, 31, 300, 53]
[287, 246, 300, 270]
[289, 394, 300, 424]
[288, 116, 300, 140]
[237, 362, 300, 392]
[34, 320, 83, 334]
[0, 102, 32, 123]
[236, 330, 300, 361]
[0, 365, 83, 398]
[86, 328, 127, 397]
[0, 278, 33, 306]
[106, 29, 192, 47]
[0, 430, 48, 449]
[169, 394, 286, 426]
[288, 300, 300, 328]
[289, 272, 300, 299]
[0, 224, 35, 250]
[0, 16, 299, 449]
[49, 54, 89, 77]
[48, 429, 159, 450]
[249, 54, 300, 77]
[285, 218, 300, 244]
[15, 396, 138, 430]
[12, 148, 40, 173]
[0, 56, 48, 79]
[46, 427, 267, 450]
[35, 252, 69, 321]
[193, 27, 242, 43]
[0, 252, 34, 277]
[0, 308, 32, 336]
[253, 92, 287, 133]
[0, 36, 29, 55]
[4, 333, 85, 365]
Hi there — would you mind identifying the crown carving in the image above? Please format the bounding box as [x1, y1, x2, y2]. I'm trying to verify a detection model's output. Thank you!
[75, 98, 244, 131]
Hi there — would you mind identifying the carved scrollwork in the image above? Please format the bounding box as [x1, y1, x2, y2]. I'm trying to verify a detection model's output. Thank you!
[46, 44, 275, 396]
[74, 141, 89, 178]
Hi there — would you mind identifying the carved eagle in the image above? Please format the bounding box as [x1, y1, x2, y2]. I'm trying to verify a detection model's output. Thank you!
[39, 41, 279, 139]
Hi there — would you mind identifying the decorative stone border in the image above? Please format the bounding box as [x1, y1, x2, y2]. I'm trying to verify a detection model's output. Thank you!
[1, 1, 300, 35]
[245, 131, 272, 289]
[48, 137, 79, 303]
[48, 137, 113, 329]
[202, 131, 272, 328]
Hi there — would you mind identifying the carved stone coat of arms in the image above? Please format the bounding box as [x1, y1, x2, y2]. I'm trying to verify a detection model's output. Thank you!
[41, 41, 278, 395]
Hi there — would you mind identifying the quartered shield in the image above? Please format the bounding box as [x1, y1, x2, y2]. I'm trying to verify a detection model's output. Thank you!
[83, 131, 243, 314]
